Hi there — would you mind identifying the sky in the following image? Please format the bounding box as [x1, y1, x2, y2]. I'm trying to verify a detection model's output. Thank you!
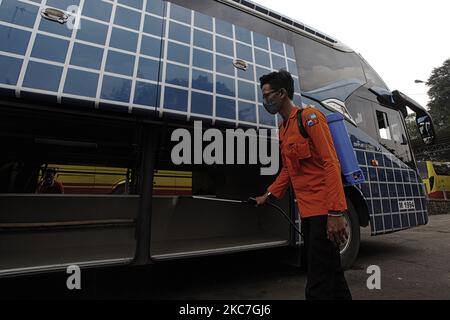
[255, 0, 450, 109]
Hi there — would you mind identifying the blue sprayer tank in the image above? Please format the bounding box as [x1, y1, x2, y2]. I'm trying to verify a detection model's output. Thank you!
[326, 113, 365, 185]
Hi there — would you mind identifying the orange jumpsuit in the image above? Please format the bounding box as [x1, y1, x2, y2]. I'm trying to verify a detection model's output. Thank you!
[267, 107, 347, 218]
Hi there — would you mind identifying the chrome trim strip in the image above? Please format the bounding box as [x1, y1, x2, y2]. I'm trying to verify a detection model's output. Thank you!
[0, 258, 133, 277]
[151, 240, 289, 260]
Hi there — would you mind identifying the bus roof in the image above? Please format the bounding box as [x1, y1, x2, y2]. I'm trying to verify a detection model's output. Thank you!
[219, 0, 354, 52]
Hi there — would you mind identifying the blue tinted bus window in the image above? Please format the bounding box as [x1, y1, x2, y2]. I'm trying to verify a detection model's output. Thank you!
[253, 33, 268, 50]
[239, 102, 257, 123]
[236, 43, 253, 63]
[164, 87, 188, 112]
[31, 35, 69, 63]
[216, 75, 235, 97]
[194, 29, 213, 51]
[76, 19, 108, 45]
[105, 51, 135, 76]
[70, 43, 103, 70]
[23, 61, 62, 91]
[134, 81, 157, 106]
[192, 69, 213, 92]
[39, 18, 73, 37]
[63, 69, 99, 97]
[0, 55, 23, 85]
[216, 36, 233, 56]
[216, 55, 234, 76]
[137, 57, 159, 81]
[216, 96, 235, 120]
[118, 0, 143, 10]
[143, 15, 164, 36]
[215, 19, 232, 38]
[170, 3, 191, 24]
[238, 64, 255, 82]
[0, 0, 38, 28]
[169, 22, 191, 44]
[110, 28, 138, 52]
[146, 0, 165, 16]
[114, 6, 141, 30]
[270, 39, 285, 56]
[82, 0, 112, 22]
[141, 36, 163, 58]
[46, 0, 79, 10]
[101, 76, 131, 102]
[193, 49, 213, 70]
[167, 42, 189, 65]
[272, 54, 286, 70]
[235, 26, 251, 44]
[238, 81, 255, 101]
[0, 26, 30, 55]
[166, 63, 189, 87]
[191, 92, 213, 116]
[254, 49, 270, 68]
[194, 11, 212, 31]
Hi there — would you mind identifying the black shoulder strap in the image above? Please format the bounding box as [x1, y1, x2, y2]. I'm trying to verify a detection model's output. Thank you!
[296, 108, 309, 139]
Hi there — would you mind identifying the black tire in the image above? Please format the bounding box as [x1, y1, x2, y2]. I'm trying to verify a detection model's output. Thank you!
[340, 199, 360, 270]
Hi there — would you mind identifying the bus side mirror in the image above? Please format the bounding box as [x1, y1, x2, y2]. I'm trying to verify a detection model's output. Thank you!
[416, 115, 436, 145]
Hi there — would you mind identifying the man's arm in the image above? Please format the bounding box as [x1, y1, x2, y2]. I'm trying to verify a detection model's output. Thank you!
[255, 156, 290, 206]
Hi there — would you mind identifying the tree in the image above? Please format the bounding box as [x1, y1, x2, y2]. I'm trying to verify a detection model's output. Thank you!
[427, 58, 450, 138]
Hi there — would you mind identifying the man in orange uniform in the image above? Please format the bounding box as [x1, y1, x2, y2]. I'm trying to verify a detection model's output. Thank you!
[256, 70, 352, 300]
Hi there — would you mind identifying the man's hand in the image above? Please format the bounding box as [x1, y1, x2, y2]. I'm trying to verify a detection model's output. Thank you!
[327, 215, 348, 245]
[255, 192, 270, 206]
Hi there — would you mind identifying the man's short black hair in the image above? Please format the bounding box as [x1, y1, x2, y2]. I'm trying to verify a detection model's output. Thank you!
[259, 69, 294, 100]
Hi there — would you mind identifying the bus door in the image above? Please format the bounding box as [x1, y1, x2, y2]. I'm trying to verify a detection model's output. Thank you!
[373, 105, 413, 167]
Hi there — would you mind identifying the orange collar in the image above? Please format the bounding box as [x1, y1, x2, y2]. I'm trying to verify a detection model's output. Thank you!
[288, 106, 301, 120]
[280, 106, 301, 135]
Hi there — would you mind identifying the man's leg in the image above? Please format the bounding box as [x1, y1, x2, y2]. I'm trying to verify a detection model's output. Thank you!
[304, 215, 352, 300]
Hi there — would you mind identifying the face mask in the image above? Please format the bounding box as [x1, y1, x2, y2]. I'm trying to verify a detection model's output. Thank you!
[263, 93, 282, 115]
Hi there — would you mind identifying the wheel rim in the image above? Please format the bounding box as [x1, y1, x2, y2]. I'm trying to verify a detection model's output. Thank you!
[339, 213, 352, 255]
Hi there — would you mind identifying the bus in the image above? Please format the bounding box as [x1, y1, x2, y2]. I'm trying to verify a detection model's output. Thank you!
[418, 161, 450, 200]
[0, 0, 436, 276]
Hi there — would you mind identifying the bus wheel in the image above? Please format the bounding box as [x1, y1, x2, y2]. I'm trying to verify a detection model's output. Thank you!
[339, 200, 360, 270]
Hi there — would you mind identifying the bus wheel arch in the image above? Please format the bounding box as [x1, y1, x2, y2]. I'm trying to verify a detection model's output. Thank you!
[340, 186, 370, 270]
[344, 186, 370, 227]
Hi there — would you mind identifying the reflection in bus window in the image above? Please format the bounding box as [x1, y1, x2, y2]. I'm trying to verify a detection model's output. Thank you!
[376, 110, 392, 140]
[390, 122, 402, 143]
[36, 168, 64, 194]
[296, 36, 366, 103]
[153, 170, 192, 196]
[37, 164, 192, 196]
[42, 164, 129, 195]
[361, 59, 389, 90]
[346, 98, 378, 141]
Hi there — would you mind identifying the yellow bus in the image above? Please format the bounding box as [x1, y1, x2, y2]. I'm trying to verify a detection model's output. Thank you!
[418, 161, 450, 200]
[43, 165, 192, 196]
